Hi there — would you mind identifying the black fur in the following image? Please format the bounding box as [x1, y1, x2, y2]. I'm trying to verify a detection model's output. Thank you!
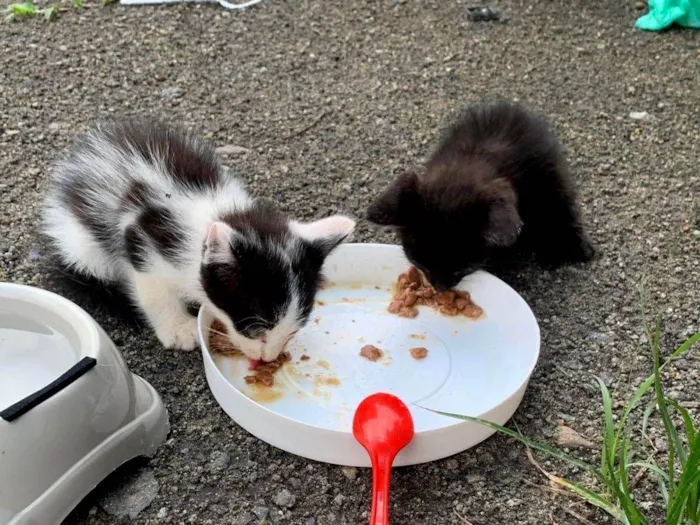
[123, 225, 150, 271]
[367, 100, 595, 291]
[201, 201, 341, 339]
[137, 205, 187, 265]
[101, 119, 221, 191]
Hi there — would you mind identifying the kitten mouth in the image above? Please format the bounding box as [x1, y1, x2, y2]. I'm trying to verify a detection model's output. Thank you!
[248, 358, 262, 370]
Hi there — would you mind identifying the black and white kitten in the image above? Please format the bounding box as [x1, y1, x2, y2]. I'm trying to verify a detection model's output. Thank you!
[43, 119, 355, 361]
[366, 100, 595, 291]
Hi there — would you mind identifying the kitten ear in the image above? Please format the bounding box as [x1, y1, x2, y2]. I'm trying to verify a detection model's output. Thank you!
[483, 181, 523, 247]
[290, 215, 356, 257]
[203, 221, 237, 265]
[366, 172, 420, 226]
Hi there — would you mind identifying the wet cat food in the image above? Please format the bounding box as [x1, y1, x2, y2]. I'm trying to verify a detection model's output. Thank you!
[209, 319, 290, 387]
[410, 347, 428, 359]
[389, 267, 483, 319]
[209, 319, 242, 355]
[243, 351, 291, 387]
[360, 344, 383, 362]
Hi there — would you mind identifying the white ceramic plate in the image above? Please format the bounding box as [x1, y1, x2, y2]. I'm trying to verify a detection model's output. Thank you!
[198, 243, 540, 467]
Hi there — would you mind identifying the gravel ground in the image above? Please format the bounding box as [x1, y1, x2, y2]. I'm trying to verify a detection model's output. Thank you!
[1, 1, 699, 524]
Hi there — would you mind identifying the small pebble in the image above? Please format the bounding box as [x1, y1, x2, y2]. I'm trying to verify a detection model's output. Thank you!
[252, 506, 269, 520]
[629, 111, 653, 121]
[341, 467, 357, 480]
[208, 451, 231, 472]
[273, 488, 296, 508]
[289, 477, 302, 489]
[232, 511, 254, 525]
[210, 504, 228, 516]
[216, 144, 251, 155]
[161, 86, 184, 98]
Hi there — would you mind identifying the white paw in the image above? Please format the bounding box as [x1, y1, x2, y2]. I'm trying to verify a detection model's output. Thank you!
[156, 316, 199, 351]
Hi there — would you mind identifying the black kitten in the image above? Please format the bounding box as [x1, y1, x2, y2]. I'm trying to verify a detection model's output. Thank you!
[366, 100, 595, 291]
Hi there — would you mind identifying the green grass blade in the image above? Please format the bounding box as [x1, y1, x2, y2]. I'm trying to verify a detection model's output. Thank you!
[671, 331, 700, 361]
[614, 331, 700, 454]
[424, 409, 602, 479]
[596, 376, 617, 481]
[42, 5, 58, 21]
[666, 467, 700, 525]
[667, 400, 698, 523]
[604, 444, 647, 525]
[670, 432, 700, 523]
[651, 319, 682, 509]
[618, 425, 633, 501]
[9, 2, 38, 14]
[667, 399, 696, 445]
[641, 399, 656, 442]
[549, 475, 624, 521]
[629, 461, 670, 506]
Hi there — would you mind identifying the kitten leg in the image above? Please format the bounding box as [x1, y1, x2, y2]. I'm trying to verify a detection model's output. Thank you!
[532, 206, 596, 268]
[130, 273, 199, 351]
[528, 185, 596, 268]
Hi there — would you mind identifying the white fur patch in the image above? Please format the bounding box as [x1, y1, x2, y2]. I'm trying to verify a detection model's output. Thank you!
[289, 215, 356, 243]
[130, 273, 199, 351]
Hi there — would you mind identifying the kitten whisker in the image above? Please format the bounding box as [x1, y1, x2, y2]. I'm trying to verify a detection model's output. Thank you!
[203, 326, 229, 338]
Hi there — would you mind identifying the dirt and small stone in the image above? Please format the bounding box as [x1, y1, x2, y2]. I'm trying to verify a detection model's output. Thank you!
[1, 0, 699, 523]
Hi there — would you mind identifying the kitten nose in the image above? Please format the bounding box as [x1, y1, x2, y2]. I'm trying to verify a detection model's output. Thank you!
[432, 280, 450, 292]
[432, 276, 457, 292]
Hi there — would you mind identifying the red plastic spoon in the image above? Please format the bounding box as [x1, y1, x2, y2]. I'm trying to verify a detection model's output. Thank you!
[352, 393, 415, 525]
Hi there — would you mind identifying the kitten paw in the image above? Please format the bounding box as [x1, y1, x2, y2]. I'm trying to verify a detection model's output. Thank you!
[157, 316, 200, 351]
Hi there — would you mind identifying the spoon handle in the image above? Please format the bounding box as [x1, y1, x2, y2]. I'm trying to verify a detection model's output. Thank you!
[370, 453, 393, 525]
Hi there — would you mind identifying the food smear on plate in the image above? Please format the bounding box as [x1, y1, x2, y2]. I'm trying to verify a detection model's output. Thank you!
[243, 351, 292, 387]
[410, 347, 428, 359]
[209, 320, 242, 355]
[389, 266, 484, 319]
[317, 375, 341, 387]
[209, 319, 291, 387]
[360, 344, 383, 362]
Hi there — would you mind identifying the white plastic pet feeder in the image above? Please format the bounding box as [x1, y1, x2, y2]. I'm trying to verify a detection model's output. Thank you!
[0, 283, 169, 525]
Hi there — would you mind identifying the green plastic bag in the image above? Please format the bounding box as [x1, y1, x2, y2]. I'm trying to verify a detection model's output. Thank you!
[636, 0, 700, 30]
